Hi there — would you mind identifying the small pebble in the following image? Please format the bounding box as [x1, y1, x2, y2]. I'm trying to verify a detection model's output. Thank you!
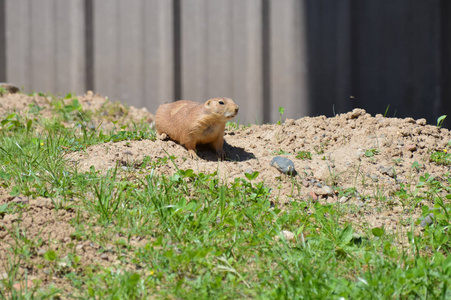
[13, 279, 33, 290]
[58, 261, 68, 267]
[244, 168, 254, 175]
[416, 118, 427, 126]
[369, 175, 379, 182]
[420, 213, 434, 228]
[349, 108, 366, 119]
[284, 119, 295, 126]
[339, 196, 349, 203]
[281, 230, 295, 241]
[270, 157, 297, 176]
[308, 191, 318, 201]
[380, 166, 395, 178]
[302, 179, 309, 187]
[405, 144, 417, 152]
[12, 196, 29, 205]
[322, 185, 334, 196]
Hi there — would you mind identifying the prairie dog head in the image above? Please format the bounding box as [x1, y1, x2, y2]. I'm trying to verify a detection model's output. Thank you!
[204, 97, 239, 119]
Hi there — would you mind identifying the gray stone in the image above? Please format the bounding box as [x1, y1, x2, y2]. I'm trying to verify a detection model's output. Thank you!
[244, 168, 254, 175]
[380, 166, 395, 178]
[339, 196, 349, 203]
[369, 174, 379, 182]
[270, 157, 297, 176]
[420, 213, 434, 228]
[322, 185, 334, 196]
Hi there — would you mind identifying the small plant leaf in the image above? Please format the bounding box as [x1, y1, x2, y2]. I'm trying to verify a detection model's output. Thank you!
[372, 227, 385, 237]
[126, 273, 141, 287]
[245, 171, 259, 181]
[44, 250, 57, 262]
[0, 203, 8, 213]
[339, 225, 353, 245]
[437, 115, 447, 128]
[0, 171, 11, 180]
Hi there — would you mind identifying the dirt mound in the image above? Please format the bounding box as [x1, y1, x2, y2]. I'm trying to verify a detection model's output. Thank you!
[1, 90, 450, 295]
[74, 108, 451, 231]
[0, 90, 153, 132]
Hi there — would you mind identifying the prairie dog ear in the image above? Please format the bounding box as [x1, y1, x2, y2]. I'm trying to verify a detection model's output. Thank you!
[205, 99, 212, 107]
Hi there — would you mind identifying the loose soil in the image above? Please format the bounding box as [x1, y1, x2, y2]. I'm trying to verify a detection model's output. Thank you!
[1, 91, 450, 294]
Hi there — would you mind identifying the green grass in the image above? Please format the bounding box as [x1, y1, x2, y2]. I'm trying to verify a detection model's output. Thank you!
[0, 96, 451, 298]
[431, 150, 451, 166]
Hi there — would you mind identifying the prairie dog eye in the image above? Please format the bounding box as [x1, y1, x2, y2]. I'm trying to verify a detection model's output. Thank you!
[219, 100, 225, 105]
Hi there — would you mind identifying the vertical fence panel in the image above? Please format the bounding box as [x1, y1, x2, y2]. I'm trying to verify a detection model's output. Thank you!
[143, 0, 174, 109]
[28, 0, 55, 92]
[181, 0, 263, 124]
[94, 0, 173, 112]
[269, 0, 309, 122]
[93, 0, 118, 99]
[351, 0, 441, 120]
[181, 0, 214, 102]
[54, 1, 85, 95]
[305, 0, 352, 116]
[6, 0, 85, 94]
[0, 0, 5, 81]
[117, 0, 145, 104]
[441, 0, 451, 128]
[230, 0, 263, 124]
[5, 0, 30, 88]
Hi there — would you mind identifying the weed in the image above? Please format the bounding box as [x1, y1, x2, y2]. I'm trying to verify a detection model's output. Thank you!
[437, 115, 447, 128]
[383, 104, 390, 117]
[296, 151, 312, 160]
[272, 149, 291, 155]
[277, 107, 285, 125]
[430, 150, 451, 166]
[364, 148, 380, 157]
[314, 145, 325, 154]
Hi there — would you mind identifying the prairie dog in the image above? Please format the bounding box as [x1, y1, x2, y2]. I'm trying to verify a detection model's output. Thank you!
[155, 97, 239, 159]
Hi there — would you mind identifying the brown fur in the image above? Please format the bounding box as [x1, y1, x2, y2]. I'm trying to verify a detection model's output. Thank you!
[155, 97, 239, 159]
